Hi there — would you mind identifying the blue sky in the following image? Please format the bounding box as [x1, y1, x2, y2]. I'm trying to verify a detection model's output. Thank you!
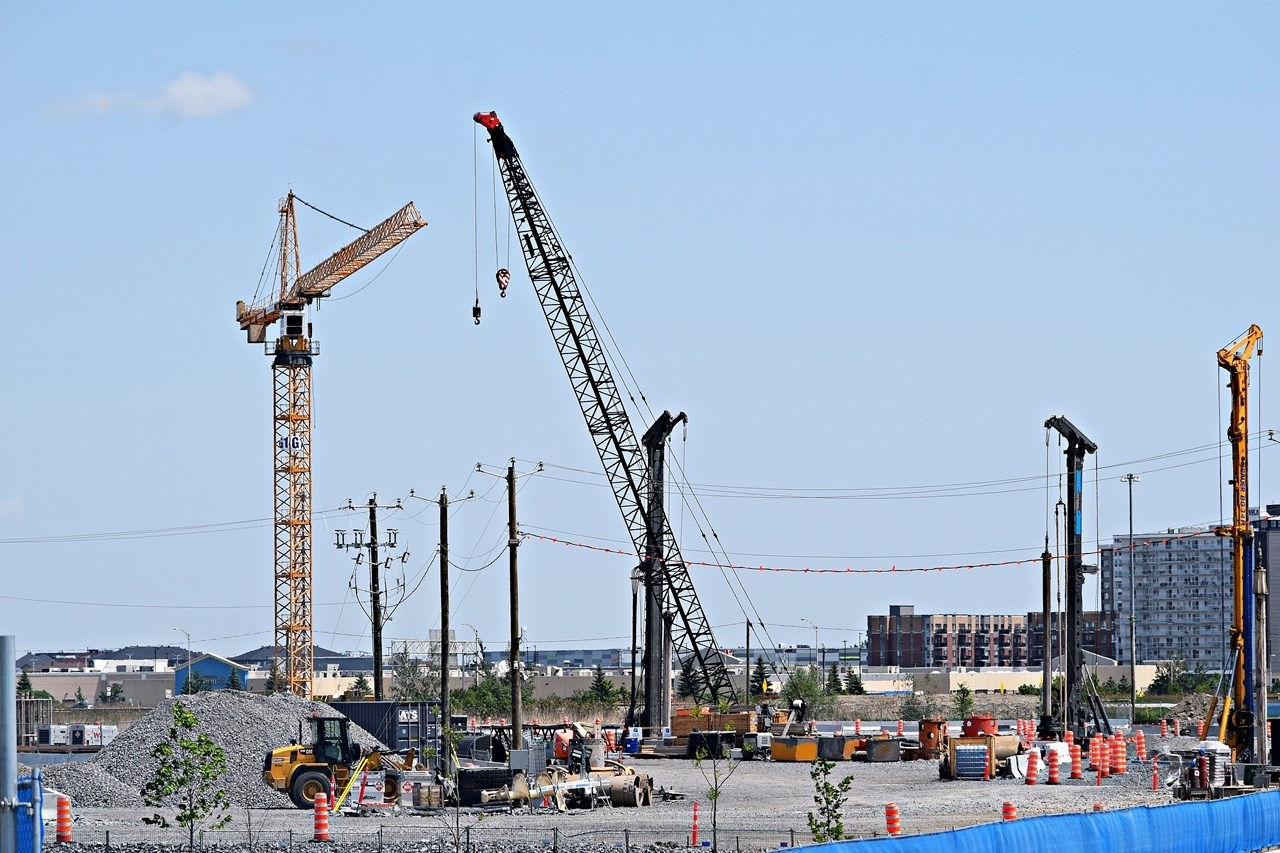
[2, 4, 1277, 662]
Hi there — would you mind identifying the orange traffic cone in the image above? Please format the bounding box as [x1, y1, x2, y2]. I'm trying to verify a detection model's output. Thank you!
[313, 792, 330, 842]
[56, 795, 72, 843]
[1002, 800, 1017, 822]
[885, 802, 901, 836]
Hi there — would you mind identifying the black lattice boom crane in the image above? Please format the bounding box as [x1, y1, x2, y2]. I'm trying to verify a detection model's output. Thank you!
[474, 111, 736, 714]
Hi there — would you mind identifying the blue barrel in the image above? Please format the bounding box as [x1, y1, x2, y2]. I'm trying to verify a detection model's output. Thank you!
[623, 737, 640, 754]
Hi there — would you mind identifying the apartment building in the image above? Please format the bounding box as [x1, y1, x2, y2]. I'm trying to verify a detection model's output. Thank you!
[867, 605, 1030, 669]
[1101, 526, 1232, 668]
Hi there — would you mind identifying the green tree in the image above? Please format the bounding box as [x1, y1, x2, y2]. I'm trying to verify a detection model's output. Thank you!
[1018, 683, 1041, 696]
[585, 666, 620, 703]
[843, 672, 866, 696]
[749, 656, 768, 697]
[391, 643, 441, 701]
[826, 664, 843, 695]
[951, 683, 975, 720]
[182, 672, 211, 695]
[807, 758, 854, 843]
[351, 674, 372, 699]
[782, 666, 837, 721]
[223, 671, 242, 691]
[74, 686, 85, 703]
[675, 659, 696, 699]
[17, 669, 33, 694]
[141, 701, 232, 852]
[693, 744, 741, 851]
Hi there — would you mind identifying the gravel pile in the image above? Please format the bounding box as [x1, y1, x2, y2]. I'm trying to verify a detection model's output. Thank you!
[41, 692, 387, 810]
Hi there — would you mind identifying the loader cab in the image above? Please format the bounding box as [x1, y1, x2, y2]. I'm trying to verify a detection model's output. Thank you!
[308, 716, 358, 767]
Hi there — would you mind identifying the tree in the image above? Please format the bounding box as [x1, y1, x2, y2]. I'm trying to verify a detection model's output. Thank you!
[782, 666, 837, 721]
[807, 758, 854, 843]
[223, 671, 242, 691]
[182, 672, 211, 695]
[693, 743, 741, 851]
[74, 687, 85, 702]
[98, 683, 126, 704]
[585, 666, 620, 703]
[826, 664, 843, 695]
[951, 683, 975, 720]
[843, 672, 866, 695]
[749, 656, 768, 697]
[141, 701, 232, 852]
[17, 669, 33, 695]
[676, 658, 696, 699]
[351, 674, 372, 699]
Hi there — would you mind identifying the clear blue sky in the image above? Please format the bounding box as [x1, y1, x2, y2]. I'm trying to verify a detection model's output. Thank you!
[2, 4, 1277, 662]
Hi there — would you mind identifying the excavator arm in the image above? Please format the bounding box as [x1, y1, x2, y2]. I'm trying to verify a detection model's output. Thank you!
[474, 111, 734, 704]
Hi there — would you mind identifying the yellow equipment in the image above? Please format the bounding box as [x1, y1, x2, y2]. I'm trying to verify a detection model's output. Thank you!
[262, 714, 422, 809]
[1211, 323, 1263, 760]
[235, 193, 425, 697]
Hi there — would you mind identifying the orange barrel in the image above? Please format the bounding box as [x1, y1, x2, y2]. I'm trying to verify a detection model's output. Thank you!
[1173, 718, 1181, 737]
[313, 792, 330, 842]
[1197, 720, 1205, 740]
[962, 715, 997, 737]
[1070, 743, 1083, 780]
[1198, 754, 1210, 789]
[604, 729, 617, 753]
[56, 795, 72, 843]
[1002, 800, 1017, 822]
[1047, 749, 1061, 784]
[1025, 749, 1039, 785]
[1113, 733, 1128, 774]
[1093, 803, 1105, 812]
[1064, 729, 1074, 746]
[855, 719, 862, 736]
[1134, 729, 1146, 759]
[896, 719, 905, 737]
[885, 803, 901, 836]
[1160, 719, 1169, 738]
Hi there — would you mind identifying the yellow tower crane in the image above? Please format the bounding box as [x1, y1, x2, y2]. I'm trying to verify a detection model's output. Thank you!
[236, 192, 425, 697]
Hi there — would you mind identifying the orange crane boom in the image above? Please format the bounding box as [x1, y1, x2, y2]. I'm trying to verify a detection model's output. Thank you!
[236, 192, 425, 697]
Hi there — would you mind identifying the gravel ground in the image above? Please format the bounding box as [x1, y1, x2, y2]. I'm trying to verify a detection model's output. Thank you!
[44, 748, 1189, 851]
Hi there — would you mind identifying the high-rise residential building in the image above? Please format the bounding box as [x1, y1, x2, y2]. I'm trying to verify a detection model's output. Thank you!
[1101, 526, 1231, 668]
[867, 605, 1029, 669]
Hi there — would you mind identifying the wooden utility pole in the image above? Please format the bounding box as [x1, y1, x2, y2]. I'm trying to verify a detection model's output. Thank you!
[335, 494, 402, 702]
[508, 461, 523, 749]
[439, 486, 451, 774]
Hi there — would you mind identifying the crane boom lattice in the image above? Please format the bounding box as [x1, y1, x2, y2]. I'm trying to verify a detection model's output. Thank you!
[475, 112, 734, 704]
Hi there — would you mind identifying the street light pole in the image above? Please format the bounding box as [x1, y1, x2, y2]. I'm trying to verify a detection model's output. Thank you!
[172, 627, 191, 694]
[1121, 473, 1140, 724]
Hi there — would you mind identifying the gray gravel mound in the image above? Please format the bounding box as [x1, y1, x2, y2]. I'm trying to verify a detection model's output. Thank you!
[41, 691, 387, 810]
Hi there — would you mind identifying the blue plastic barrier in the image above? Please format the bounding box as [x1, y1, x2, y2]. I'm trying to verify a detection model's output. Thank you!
[15, 768, 44, 853]
[810, 790, 1280, 853]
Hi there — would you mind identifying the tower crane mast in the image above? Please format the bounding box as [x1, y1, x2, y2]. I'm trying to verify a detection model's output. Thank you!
[236, 192, 425, 697]
[1213, 323, 1263, 759]
[474, 112, 735, 710]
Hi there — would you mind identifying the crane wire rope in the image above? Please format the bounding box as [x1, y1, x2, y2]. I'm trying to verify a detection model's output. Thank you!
[250, 220, 283, 308]
[473, 123, 481, 308]
[292, 195, 367, 233]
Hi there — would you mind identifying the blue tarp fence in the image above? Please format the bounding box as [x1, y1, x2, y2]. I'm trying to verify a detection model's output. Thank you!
[15, 769, 44, 853]
[812, 791, 1280, 853]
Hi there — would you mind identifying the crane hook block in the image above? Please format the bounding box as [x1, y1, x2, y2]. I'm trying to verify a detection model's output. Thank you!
[472, 299, 482, 325]
[496, 268, 510, 297]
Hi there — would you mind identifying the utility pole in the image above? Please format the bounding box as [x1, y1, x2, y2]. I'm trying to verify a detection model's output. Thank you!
[439, 486, 451, 774]
[336, 493, 403, 701]
[507, 461, 522, 750]
[1121, 473, 1140, 725]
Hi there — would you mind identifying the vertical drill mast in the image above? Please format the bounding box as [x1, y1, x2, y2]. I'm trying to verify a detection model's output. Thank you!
[1044, 415, 1097, 740]
[1215, 324, 1262, 758]
[474, 111, 735, 705]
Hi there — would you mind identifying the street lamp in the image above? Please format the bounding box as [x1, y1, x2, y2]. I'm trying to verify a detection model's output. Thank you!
[172, 627, 191, 694]
[1121, 473, 1140, 724]
[802, 619, 819, 672]
[462, 623, 481, 687]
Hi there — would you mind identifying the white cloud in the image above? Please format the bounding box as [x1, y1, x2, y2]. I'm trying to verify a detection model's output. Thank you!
[47, 72, 254, 119]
